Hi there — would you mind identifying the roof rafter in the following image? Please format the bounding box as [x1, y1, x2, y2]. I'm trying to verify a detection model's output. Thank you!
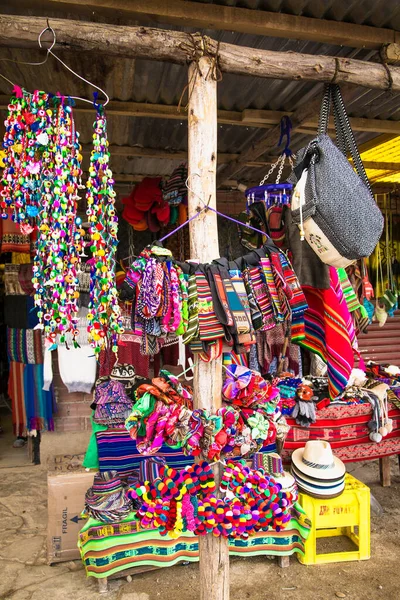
[1, 96, 398, 135]
[46, 0, 400, 50]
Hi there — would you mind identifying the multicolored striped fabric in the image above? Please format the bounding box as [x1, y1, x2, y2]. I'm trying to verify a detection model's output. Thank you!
[8, 361, 26, 436]
[8, 361, 55, 434]
[247, 266, 275, 330]
[259, 257, 284, 323]
[229, 269, 255, 333]
[195, 269, 225, 342]
[23, 364, 55, 431]
[242, 268, 264, 330]
[78, 505, 311, 578]
[296, 267, 354, 400]
[337, 267, 361, 313]
[96, 429, 194, 477]
[182, 273, 199, 344]
[7, 328, 44, 364]
[223, 271, 252, 335]
[277, 252, 308, 318]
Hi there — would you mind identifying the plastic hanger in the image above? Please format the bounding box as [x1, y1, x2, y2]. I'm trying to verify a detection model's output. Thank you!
[0, 21, 109, 106]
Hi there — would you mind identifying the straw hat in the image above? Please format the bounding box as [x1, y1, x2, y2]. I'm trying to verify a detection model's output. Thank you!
[291, 471, 345, 499]
[291, 440, 345, 481]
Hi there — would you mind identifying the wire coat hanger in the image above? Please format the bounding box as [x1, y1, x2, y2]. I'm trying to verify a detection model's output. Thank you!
[0, 21, 109, 107]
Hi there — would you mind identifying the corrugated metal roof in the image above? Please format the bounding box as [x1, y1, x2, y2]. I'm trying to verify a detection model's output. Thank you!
[0, 1, 399, 187]
[189, 0, 400, 30]
[362, 137, 400, 184]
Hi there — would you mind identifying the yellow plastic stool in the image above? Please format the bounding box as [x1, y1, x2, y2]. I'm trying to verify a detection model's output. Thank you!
[297, 473, 370, 565]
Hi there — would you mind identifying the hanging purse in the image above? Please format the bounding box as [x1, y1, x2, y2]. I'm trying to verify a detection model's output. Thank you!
[289, 84, 383, 268]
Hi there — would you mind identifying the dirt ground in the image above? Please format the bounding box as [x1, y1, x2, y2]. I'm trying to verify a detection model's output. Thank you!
[0, 455, 400, 600]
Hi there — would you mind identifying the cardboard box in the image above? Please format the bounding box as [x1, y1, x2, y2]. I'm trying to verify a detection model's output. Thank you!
[47, 470, 94, 564]
[48, 453, 86, 473]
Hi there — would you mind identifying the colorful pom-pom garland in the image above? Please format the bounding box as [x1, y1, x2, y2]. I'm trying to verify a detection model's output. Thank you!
[127, 460, 294, 539]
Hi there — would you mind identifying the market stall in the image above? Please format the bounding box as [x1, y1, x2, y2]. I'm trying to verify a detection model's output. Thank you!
[2, 4, 400, 599]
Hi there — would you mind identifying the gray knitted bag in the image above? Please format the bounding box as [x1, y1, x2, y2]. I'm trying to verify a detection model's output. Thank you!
[290, 84, 383, 261]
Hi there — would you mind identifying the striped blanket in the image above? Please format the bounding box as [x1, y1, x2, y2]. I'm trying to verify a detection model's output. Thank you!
[79, 505, 311, 578]
[296, 267, 354, 400]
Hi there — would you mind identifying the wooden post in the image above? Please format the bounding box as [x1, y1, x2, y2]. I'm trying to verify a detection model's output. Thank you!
[187, 56, 229, 600]
[379, 456, 391, 487]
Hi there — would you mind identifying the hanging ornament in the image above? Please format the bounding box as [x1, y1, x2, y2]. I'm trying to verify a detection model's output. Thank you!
[32, 97, 84, 343]
[86, 106, 122, 354]
[1, 90, 30, 216]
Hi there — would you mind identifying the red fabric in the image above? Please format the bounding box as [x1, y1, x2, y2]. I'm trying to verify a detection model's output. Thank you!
[1, 209, 31, 254]
[99, 342, 150, 378]
[133, 178, 163, 211]
[8, 361, 26, 436]
[298, 267, 354, 399]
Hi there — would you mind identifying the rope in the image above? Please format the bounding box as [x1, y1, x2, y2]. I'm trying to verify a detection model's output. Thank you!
[379, 47, 394, 93]
[177, 33, 222, 112]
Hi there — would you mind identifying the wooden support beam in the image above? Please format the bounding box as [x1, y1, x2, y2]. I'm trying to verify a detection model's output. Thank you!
[80, 144, 273, 167]
[381, 43, 400, 65]
[1, 96, 397, 135]
[1, 16, 400, 92]
[47, 0, 400, 50]
[188, 56, 229, 600]
[362, 161, 400, 171]
[217, 93, 324, 185]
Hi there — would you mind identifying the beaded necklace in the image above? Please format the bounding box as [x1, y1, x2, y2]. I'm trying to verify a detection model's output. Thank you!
[86, 108, 122, 354]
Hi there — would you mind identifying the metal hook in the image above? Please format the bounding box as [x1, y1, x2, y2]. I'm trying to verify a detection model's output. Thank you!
[0, 20, 110, 107]
[38, 22, 57, 53]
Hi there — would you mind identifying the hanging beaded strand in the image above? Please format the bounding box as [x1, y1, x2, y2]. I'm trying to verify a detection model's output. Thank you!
[86, 106, 122, 355]
[33, 97, 84, 344]
[1, 89, 29, 215]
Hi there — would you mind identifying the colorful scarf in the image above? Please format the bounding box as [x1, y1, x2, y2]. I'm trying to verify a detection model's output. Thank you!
[296, 267, 354, 399]
[7, 328, 43, 365]
[23, 363, 55, 431]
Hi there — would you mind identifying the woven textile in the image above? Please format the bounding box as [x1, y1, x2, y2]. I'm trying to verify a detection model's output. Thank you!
[96, 429, 194, 477]
[296, 267, 354, 400]
[8, 361, 26, 437]
[93, 380, 133, 426]
[183, 273, 199, 344]
[247, 266, 275, 330]
[84, 471, 133, 523]
[242, 268, 264, 331]
[78, 505, 311, 578]
[337, 268, 360, 313]
[0, 211, 30, 253]
[259, 257, 284, 323]
[195, 269, 225, 342]
[229, 269, 254, 333]
[4, 264, 25, 295]
[18, 263, 34, 295]
[23, 364, 55, 431]
[7, 328, 43, 364]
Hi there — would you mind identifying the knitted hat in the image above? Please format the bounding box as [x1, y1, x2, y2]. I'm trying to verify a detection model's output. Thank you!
[147, 209, 161, 232]
[122, 188, 145, 225]
[163, 164, 188, 206]
[132, 217, 148, 231]
[110, 363, 136, 390]
[134, 177, 163, 211]
[84, 471, 133, 523]
[93, 379, 133, 425]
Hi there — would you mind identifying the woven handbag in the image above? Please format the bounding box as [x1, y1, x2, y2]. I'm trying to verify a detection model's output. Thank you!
[290, 84, 383, 267]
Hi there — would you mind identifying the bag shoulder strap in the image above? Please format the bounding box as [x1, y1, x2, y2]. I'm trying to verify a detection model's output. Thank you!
[318, 84, 372, 194]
